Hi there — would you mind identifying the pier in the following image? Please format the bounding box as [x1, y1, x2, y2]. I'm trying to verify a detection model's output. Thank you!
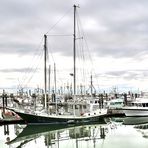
[0, 118, 25, 125]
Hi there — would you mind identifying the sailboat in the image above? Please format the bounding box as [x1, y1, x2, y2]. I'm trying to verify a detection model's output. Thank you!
[9, 5, 107, 125]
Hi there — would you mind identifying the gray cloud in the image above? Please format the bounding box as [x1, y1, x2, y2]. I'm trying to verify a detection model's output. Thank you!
[1, 0, 148, 58]
[0, 68, 39, 73]
[96, 69, 148, 81]
[1, 0, 148, 90]
[80, 0, 148, 58]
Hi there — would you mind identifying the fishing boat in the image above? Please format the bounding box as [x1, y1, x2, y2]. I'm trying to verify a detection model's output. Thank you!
[123, 117, 148, 125]
[122, 97, 148, 117]
[8, 5, 107, 125]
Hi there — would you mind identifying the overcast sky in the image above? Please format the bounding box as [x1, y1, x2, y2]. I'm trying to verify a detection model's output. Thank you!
[1, 0, 148, 93]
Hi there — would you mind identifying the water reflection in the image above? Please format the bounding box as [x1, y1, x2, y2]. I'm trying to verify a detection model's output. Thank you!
[2, 117, 148, 148]
[4, 123, 109, 148]
[3, 124, 9, 135]
[123, 116, 148, 140]
[123, 117, 148, 125]
[134, 123, 148, 138]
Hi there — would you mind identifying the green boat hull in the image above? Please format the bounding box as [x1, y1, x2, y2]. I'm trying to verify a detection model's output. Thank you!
[14, 110, 106, 125]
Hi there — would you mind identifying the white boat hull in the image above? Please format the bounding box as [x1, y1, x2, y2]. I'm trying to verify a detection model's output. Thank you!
[122, 107, 148, 117]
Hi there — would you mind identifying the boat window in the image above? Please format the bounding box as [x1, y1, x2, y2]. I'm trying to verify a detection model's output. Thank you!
[83, 105, 86, 109]
[115, 102, 122, 104]
[137, 103, 142, 107]
[75, 105, 78, 109]
[142, 103, 148, 107]
[142, 103, 146, 107]
[131, 103, 134, 106]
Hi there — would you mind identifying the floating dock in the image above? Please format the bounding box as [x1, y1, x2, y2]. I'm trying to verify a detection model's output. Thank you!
[0, 119, 25, 125]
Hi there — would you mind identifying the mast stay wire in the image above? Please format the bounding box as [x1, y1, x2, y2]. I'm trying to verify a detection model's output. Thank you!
[23, 50, 43, 88]
[76, 11, 100, 89]
[45, 7, 72, 35]
[44, 7, 75, 89]
[76, 11, 94, 88]
[76, 18, 87, 89]
[18, 7, 73, 90]
[46, 39, 71, 88]
[19, 37, 44, 88]
[76, 12, 94, 70]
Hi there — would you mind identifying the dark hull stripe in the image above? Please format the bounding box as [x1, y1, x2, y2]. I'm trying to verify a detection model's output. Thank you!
[15, 111, 105, 125]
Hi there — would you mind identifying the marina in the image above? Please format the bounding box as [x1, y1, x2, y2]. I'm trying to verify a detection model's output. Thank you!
[1, 1, 148, 148]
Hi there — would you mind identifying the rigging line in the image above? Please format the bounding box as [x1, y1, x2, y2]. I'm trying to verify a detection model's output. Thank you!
[47, 34, 72, 36]
[45, 7, 72, 35]
[76, 20, 89, 76]
[77, 48, 88, 87]
[76, 12, 84, 69]
[22, 48, 42, 80]
[77, 11, 99, 87]
[76, 13, 91, 86]
[47, 40, 55, 63]
[76, 12, 94, 67]
[23, 38, 43, 80]
[77, 23, 85, 65]
[21, 37, 44, 86]
[23, 50, 44, 87]
[20, 37, 44, 86]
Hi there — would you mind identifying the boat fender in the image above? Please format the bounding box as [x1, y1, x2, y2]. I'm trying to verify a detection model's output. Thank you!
[5, 111, 12, 116]
[14, 114, 21, 120]
[80, 113, 84, 116]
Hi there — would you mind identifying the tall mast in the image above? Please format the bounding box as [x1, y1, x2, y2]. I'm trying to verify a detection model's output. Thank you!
[73, 5, 76, 95]
[48, 65, 51, 96]
[91, 75, 93, 95]
[44, 34, 47, 110]
[54, 63, 56, 95]
[54, 63, 57, 115]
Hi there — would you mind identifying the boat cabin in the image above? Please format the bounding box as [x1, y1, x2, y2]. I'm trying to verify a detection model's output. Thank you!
[106, 98, 124, 109]
[127, 98, 148, 108]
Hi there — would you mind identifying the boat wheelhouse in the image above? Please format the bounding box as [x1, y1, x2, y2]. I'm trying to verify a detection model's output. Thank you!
[122, 98, 148, 117]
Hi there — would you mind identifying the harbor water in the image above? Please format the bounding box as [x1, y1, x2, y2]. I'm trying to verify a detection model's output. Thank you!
[1, 117, 148, 148]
